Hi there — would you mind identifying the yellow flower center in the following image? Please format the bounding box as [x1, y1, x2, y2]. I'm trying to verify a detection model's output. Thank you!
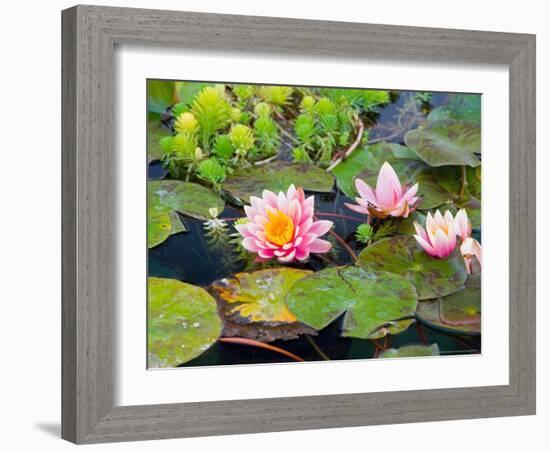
[264, 210, 295, 246]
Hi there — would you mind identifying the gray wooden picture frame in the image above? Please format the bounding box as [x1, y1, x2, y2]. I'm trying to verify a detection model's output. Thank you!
[61, 4, 536, 444]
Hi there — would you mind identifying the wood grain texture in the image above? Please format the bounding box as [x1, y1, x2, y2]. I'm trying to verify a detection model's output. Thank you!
[61, 4, 536, 444]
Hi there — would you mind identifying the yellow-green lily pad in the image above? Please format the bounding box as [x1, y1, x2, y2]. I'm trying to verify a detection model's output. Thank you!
[379, 344, 440, 358]
[148, 277, 222, 368]
[148, 179, 224, 220]
[211, 268, 312, 324]
[147, 121, 171, 163]
[147, 211, 187, 249]
[404, 120, 481, 167]
[285, 266, 418, 339]
[222, 161, 334, 203]
[357, 235, 467, 300]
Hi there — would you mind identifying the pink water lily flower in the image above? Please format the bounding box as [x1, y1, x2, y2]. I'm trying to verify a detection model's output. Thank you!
[235, 185, 333, 263]
[345, 161, 420, 219]
[454, 209, 482, 274]
[413, 210, 457, 259]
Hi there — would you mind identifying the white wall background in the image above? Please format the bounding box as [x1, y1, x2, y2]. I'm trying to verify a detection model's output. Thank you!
[0, 1, 546, 449]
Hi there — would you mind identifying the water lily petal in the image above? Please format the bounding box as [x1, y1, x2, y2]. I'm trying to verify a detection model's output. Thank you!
[309, 238, 332, 254]
[308, 220, 333, 237]
[355, 178, 378, 205]
[376, 162, 402, 209]
[414, 234, 436, 257]
[278, 249, 296, 263]
[345, 202, 369, 215]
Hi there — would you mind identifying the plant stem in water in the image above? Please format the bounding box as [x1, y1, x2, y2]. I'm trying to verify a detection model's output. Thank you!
[328, 229, 358, 262]
[459, 165, 467, 198]
[219, 337, 304, 362]
[305, 335, 330, 361]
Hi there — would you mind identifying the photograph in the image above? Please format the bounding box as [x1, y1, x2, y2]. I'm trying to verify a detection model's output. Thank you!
[146, 80, 482, 368]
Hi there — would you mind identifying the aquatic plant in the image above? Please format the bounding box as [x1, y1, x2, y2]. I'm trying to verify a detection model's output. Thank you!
[254, 102, 271, 118]
[253, 115, 280, 157]
[355, 223, 374, 244]
[345, 161, 420, 218]
[300, 95, 316, 112]
[229, 124, 255, 160]
[258, 85, 294, 107]
[174, 111, 199, 135]
[235, 184, 333, 263]
[233, 84, 254, 106]
[413, 210, 457, 259]
[197, 158, 227, 188]
[211, 134, 234, 160]
[191, 87, 231, 151]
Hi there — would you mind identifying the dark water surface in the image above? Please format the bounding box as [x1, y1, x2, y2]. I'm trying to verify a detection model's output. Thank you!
[148, 90, 481, 367]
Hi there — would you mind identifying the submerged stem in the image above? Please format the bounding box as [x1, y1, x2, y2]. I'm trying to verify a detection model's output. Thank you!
[305, 335, 331, 361]
[327, 229, 358, 262]
[459, 165, 467, 198]
[219, 337, 304, 362]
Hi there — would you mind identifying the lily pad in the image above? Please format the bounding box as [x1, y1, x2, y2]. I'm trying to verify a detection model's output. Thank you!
[210, 268, 316, 342]
[416, 276, 481, 335]
[428, 94, 481, 123]
[147, 121, 171, 163]
[285, 266, 418, 339]
[147, 79, 175, 115]
[211, 268, 312, 323]
[148, 277, 222, 368]
[148, 180, 224, 220]
[223, 161, 334, 203]
[379, 344, 440, 358]
[147, 211, 187, 249]
[357, 235, 467, 300]
[404, 120, 481, 167]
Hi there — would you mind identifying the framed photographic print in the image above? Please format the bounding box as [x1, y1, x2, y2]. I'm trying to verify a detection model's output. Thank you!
[62, 5, 536, 444]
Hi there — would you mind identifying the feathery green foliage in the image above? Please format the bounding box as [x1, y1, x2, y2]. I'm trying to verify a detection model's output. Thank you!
[211, 134, 234, 160]
[355, 223, 374, 244]
[174, 112, 199, 135]
[253, 116, 280, 157]
[191, 87, 231, 151]
[197, 159, 227, 187]
[258, 85, 294, 106]
[362, 90, 391, 109]
[254, 102, 271, 118]
[233, 85, 254, 106]
[229, 124, 255, 159]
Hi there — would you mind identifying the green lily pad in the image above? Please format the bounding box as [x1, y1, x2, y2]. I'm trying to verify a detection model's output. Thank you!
[223, 161, 334, 203]
[211, 268, 312, 323]
[404, 120, 481, 167]
[147, 121, 171, 163]
[357, 235, 467, 300]
[416, 276, 481, 335]
[379, 344, 440, 358]
[147, 79, 174, 115]
[148, 180, 224, 220]
[147, 211, 187, 249]
[148, 277, 222, 368]
[428, 94, 481, 123]
[285, 266, 418, 339]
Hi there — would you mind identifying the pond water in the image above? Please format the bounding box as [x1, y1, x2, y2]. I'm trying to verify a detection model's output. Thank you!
[148, 90, 481, 367]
